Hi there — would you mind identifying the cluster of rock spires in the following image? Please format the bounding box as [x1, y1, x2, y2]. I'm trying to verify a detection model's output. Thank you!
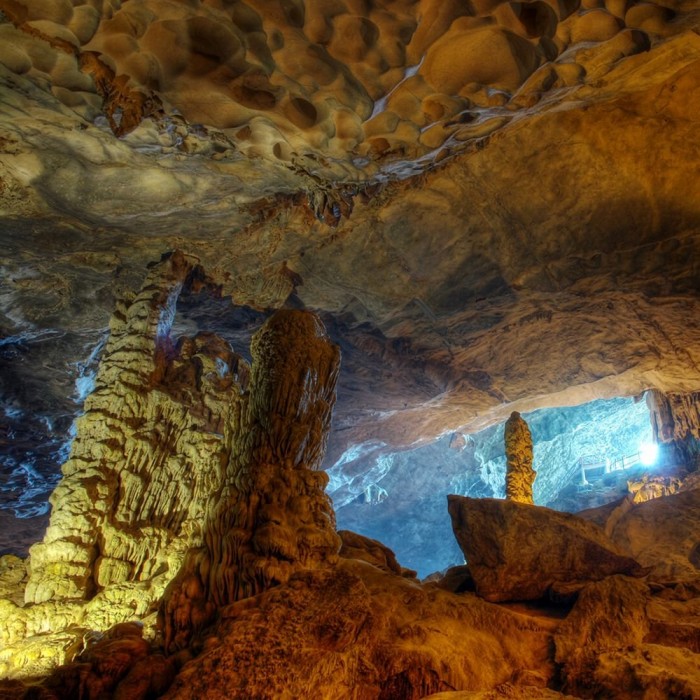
[0, 257, 699, 699]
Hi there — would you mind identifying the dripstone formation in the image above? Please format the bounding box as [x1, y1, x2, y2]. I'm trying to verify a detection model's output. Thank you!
[504, 411, 536, 504]
[0, 252, 341, 678]
[1, 0, 700, 695]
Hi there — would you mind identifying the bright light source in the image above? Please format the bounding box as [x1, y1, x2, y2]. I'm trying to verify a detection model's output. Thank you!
[639, 442, 659, 466]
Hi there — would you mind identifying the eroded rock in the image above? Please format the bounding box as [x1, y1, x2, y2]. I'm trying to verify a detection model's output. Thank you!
[608, 487, 700, 581]
[448, 496, 644, 601]
[162, 559, 555, 700]
[555, 574, 700, 698]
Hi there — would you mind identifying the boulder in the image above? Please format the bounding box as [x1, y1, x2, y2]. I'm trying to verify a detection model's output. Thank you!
[448, 496, 644, 601]
[555, 575, 700, 698]
[338, 530, 403, 575]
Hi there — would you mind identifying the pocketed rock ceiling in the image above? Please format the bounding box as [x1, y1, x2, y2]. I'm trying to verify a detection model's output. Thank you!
[0, 0, 699, 526]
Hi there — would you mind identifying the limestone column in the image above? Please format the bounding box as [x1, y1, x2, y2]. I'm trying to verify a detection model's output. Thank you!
[504, 411, 536, 504]
[160, 309, 342, 651]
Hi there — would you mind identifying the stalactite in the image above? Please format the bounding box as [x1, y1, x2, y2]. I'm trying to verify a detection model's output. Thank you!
[646, 389, 700, 466]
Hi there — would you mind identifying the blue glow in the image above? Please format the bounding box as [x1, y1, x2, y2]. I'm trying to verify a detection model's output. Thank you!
[639, 442, 659, 466]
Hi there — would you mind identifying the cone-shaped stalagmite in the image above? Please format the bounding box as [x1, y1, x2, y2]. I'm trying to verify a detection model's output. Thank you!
[504, 411, 536, 504]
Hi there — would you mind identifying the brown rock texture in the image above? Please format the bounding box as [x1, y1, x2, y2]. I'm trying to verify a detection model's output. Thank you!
[338, 529, 404, 576]
[2, 0, 700, 490]
[647, 389, 700, 466]
[555, 574, 700, 698]
[162, 559, 554, 700]
[448, 496, 644, 602]
[608, 488, 700, 581]
[504, 411, 536, 504]
[160, 305, 341, 652]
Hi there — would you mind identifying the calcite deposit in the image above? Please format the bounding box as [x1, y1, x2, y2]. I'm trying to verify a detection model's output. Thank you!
[0, 251, 342, 678]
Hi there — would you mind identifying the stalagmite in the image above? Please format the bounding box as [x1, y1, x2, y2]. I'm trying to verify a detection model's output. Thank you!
[160, 308, 342, 652]
[504, 411, 536, 504]
[0, 252, 342, 677]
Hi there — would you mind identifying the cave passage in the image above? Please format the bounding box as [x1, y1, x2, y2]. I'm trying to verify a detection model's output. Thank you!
[333, 396, 656, 578]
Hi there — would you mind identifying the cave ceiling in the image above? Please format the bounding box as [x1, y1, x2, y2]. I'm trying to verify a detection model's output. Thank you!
[1, 0, 700, 520]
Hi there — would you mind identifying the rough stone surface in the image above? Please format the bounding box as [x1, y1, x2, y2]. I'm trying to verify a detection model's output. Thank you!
[1, 2, 700, 696]
[504, 412, 535, 504]
[555, 574, 700, 698]
[448, 496, 644, 601]
[338, 529, 405, 577]
[608, 487, 700, 581]
[162, 559, 554, 700]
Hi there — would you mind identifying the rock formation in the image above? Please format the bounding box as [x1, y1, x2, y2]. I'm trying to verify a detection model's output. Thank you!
[0, 252, 342, 677]
[504, 411, 536, 504]
[647, 389, 700, 467]
[2, 0, 700, 532]
[3, 481, 699, 698]
[1, 0, 700, 696]
[554, 573, 700, 698]
[447, 495, 644, 601]
[163, 559, 555, 700]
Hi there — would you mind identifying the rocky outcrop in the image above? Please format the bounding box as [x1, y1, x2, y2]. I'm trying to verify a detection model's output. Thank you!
[555, 574, 700, 698]
[0, 253, 341, 677]
[606, 487, 700, 581]
[162, 559, 554, 700]
[647, 389, 700, 467]
[338, 529, 404, 576]
[627, 474, 684, 503]
[2, 5, 700, 545]
[504, 412, 535, 504]
[448, 496, 644, 602]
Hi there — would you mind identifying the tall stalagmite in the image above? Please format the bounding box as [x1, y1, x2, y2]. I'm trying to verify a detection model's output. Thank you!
[160, 307, 342, 652]
[504, 411, 536, 504]
[0, 252, 341, 677]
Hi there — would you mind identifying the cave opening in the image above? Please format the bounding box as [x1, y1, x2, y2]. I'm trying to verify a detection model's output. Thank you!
[331, 395, 665, 578]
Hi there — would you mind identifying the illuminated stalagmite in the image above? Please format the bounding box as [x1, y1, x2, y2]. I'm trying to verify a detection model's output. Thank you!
[160, 303, 342, 652]
[0, 252, 341, 677]
[504, 411, 536, 504]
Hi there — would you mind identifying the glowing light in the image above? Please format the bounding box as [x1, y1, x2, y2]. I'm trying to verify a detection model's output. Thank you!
[639, 442, 659, 466]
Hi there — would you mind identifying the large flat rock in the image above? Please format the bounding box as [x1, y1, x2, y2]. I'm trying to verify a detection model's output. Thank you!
[448, 496, 644, 602]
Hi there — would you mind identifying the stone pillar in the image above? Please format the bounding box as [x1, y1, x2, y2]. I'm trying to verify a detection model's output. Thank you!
[1, 252, 342, 676]
[160, 309, 342, 652]
[504, 411, 535, 504]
